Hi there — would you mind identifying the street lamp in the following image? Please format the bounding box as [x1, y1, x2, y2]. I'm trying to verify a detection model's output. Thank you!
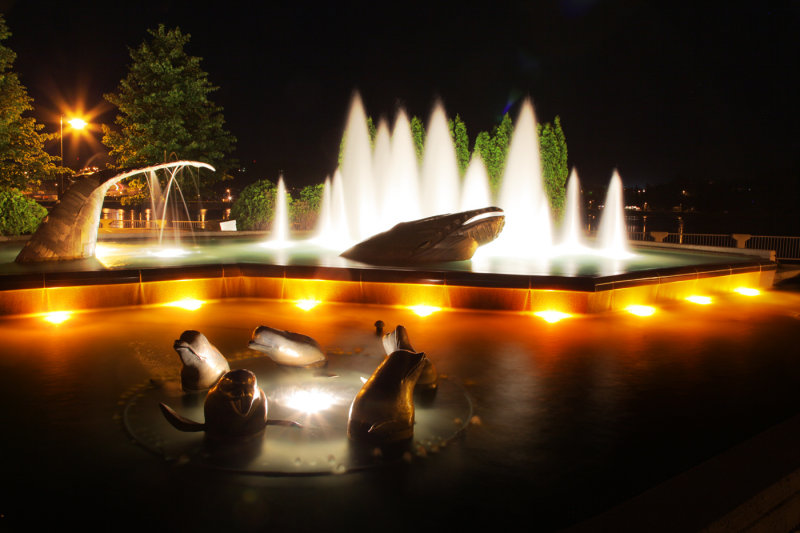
[59, 115, 88, 195]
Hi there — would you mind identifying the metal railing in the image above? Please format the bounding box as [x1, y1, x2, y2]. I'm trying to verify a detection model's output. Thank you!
[629, 230, 800, 260]
[101, 219, 210, 230]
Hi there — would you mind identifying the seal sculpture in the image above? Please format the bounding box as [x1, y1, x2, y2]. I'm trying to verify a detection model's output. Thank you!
[248, 326, 327, 367]
[347, 349, 427, 444]
[173, 330, 230, 392]
[340, 206, 505, 265]
[382, 325, 439, 395]
[159, 369, 300, 440]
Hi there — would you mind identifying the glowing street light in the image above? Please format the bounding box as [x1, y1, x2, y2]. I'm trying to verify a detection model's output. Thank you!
[59, 114, 88, 195]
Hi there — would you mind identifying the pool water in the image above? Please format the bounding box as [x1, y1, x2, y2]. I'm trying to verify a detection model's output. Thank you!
[1, 291, 799, 530]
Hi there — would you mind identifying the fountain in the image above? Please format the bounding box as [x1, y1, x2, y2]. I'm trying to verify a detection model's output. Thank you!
[0, 94, 789, 532]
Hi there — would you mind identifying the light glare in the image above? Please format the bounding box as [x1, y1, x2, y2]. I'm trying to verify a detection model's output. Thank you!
[165, 298, 204, 311]
[734, 287, 760, 296]
[295, 299, 321, 311]
[408, 305, 441, 317]
[626, 305, 656, 316]
[686, 295, 712, 305]
[534, 310, 572, 323]
[43, 311, 72, 324]
[284, 389, 337, 414]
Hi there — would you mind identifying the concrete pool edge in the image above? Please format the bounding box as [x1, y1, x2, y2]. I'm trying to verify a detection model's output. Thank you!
[0, 252, 776, 316]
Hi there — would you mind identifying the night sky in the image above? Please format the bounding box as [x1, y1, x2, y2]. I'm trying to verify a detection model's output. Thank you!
[2, 0, 798, 190]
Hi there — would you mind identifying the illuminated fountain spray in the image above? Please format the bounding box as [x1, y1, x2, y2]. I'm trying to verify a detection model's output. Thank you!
[596, 170, 631, 256]
[318, 93, 629, 258]
[560, 168, 586, 251]
[270, 176, 290, 246]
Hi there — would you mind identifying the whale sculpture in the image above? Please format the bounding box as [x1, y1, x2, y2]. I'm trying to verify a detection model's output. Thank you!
[382, 325, 439, 394]
[159, 369, 300, 440]
[248, 326, 327, 367]
[347, 349, 427, 444]
[340, 206, 505, 265]
[173, 330, 230, 392]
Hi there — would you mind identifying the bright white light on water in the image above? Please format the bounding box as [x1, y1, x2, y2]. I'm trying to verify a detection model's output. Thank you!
[165, 298, 205, 311]
[43, 311, 72, 324]
[408, 305, 441, 317]
[284, 388, 337, 414]
[534, 310, 572, 323]
[734, 287, 760, 296]
[150, 247, 189, 258]
[686, 295, 712, 305]
[295, 299, 321, 311]
[626, 305, 656, 316]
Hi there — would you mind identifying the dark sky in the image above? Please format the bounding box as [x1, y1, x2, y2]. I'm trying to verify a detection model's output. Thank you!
[2, 0, 798, 189]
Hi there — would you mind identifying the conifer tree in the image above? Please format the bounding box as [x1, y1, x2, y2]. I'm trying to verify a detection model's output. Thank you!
[448, 114, 469, 176]
[538, 115, 568, 219]
[102, 25, 236, 198]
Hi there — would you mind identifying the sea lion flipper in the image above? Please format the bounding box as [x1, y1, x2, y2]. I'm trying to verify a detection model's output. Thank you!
[159, 402, 205, 432]
[265, 419, 303, 428]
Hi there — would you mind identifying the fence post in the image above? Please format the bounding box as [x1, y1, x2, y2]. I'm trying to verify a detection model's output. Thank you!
[732, 234, 751, 249]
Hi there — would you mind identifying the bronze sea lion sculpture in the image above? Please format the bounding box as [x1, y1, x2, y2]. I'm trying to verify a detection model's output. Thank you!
[159, 369, 300, 440]
[382, 325, 439, 395]
[173, 330, 230, 392]
[247, 326, 327, 367]
[340, 206, 505, 265]
[347, 349, 427, 444]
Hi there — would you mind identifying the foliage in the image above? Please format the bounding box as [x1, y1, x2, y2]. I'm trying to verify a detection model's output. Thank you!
[448, 114, 469, 176]
[0, 16, 66, 190]
[230, 179, 293, 231]
[538, 116, 568, 220]
[291, 183, 324, 230]
[0, 187, 47, 235]
[102, 25, 236, 199]
[410, 116, 426, 165]
[473, 113, 512, 195]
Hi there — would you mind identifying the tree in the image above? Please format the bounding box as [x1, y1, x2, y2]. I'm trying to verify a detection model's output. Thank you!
[0, 187, 48, 235]
[290, 183, 324, 230]
[230, 179, 292, 231]
[538, 116, 568, 220]
[410, 116, 426, 164]
[0, 15, 64, 190]
[102, 25, 236, 199]
[473, 113, 512, 195]
[448, 114, 469, 176]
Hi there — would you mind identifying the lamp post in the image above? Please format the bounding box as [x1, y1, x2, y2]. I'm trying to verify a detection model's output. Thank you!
[59, 115, 88, 196]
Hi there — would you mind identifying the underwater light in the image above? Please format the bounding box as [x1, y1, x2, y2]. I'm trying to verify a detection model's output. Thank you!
[165, 298, 205, 311]
[150, 248, 189, 258]
[686, 295, 712, 305]
[284, 388, 337, 414]
[534, 310, 572, 323]
[734, 287, 760, 296]
[43, 311, 72, 324]
[295, 299, 321, 311]
[408, 305, 441, 317]
[626, 305, 656, 317]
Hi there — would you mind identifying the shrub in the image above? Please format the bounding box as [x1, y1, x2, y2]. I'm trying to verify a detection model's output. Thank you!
[0, 188, 47, 236]
[230, 179, 292, 231]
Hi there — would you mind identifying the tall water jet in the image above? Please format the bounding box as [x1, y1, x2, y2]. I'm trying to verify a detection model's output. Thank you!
[339, 93, 376, 243]
[380, 109, 421, 228]
[596, 170, 630, 256]
[419, 102, 460, 217]
[491, 99, 552, 256]
[372, 119, 392, 222]
[560, 168, 586, 250]
[459, 154, 492, 212]
[270, 176, 290, 246]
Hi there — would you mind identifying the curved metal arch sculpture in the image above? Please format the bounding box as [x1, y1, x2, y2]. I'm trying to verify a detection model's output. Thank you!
[15, 161, 215, 263]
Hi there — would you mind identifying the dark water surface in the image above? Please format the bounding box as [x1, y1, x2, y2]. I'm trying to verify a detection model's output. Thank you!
[1, 292, 799, 530]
